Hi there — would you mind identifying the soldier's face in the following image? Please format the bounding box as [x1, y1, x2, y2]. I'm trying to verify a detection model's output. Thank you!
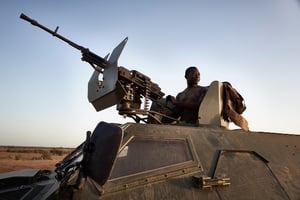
[186, 69, 200, 85]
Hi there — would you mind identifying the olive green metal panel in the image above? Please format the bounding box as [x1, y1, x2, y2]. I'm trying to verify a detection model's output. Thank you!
[214, 151, 289, 199]
[98, 124, 299, 200]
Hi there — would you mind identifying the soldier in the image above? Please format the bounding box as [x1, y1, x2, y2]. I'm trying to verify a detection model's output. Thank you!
[167, 66, 208, 124]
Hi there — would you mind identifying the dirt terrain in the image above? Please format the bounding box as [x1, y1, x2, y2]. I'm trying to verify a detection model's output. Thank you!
[0, 146, 74, 173]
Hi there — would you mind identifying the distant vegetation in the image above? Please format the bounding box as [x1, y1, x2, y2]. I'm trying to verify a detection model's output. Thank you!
[0, 146, 74, 160]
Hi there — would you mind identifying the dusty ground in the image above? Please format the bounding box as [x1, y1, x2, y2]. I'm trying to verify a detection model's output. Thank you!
[0, 146, 73, 173]
[0, 156, 64, 173]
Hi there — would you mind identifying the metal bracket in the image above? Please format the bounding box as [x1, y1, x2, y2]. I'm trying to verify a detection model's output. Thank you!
[192, 175, 230, 189]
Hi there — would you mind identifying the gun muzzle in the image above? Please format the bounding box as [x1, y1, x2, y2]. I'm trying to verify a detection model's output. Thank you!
[20, 13, 38, 26]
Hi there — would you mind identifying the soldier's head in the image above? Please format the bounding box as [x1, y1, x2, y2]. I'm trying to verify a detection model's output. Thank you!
[185, 66, 200, 86]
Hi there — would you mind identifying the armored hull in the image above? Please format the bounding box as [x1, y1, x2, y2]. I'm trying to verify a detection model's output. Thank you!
[1, 123, 299, 199]
[96, 123, 300, 200]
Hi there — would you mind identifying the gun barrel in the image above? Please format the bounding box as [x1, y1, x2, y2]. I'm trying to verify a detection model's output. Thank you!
[20, 13, 84, 51]
[20, 13, 109, 69]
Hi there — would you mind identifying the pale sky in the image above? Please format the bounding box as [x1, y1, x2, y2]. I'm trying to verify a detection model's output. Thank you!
[1, 0, 300, 147]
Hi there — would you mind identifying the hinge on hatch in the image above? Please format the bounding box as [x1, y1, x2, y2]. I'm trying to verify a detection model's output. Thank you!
[192, 176, 230, 189]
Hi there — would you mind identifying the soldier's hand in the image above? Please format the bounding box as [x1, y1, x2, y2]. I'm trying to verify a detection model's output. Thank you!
[166, 95, 176, 105]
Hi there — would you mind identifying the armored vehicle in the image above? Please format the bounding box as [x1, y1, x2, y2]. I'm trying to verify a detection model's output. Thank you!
[0, 14, 299, 200]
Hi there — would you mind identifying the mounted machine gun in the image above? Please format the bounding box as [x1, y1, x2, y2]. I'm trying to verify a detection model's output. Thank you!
[20, 13, 167, 123]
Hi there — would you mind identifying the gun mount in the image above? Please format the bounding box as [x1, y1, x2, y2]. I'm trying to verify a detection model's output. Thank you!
[20, 13, 167, 123]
